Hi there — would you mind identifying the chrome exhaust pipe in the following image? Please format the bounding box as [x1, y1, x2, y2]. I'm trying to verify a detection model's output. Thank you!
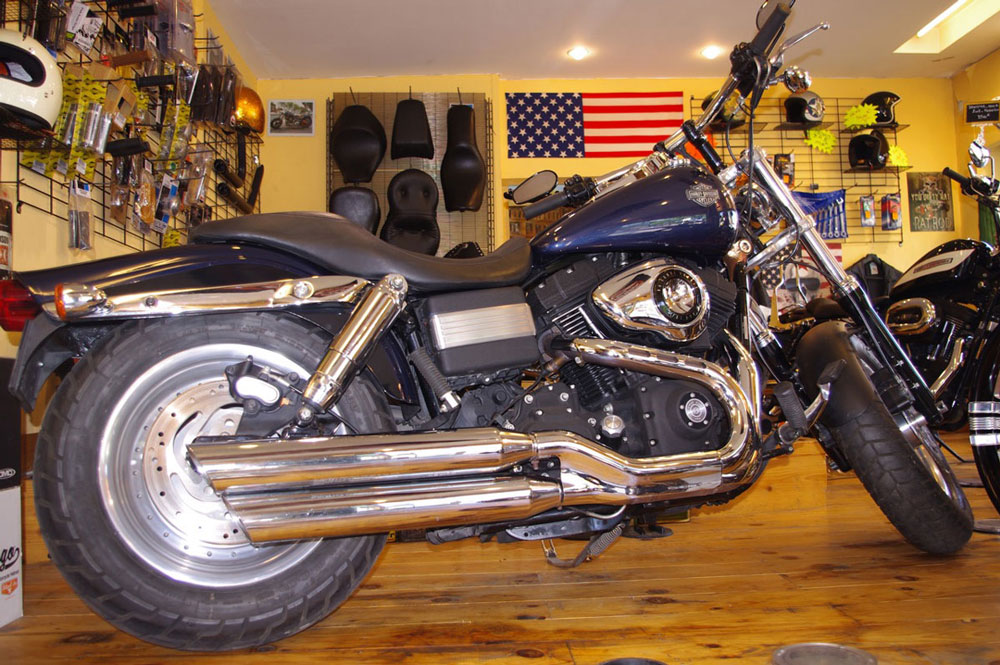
[188, 337, 762, 542]
[224, 477, 562, 542]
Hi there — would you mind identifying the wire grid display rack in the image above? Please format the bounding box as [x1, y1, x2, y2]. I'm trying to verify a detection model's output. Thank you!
[327, 92, 495, 254]
[0, 0, 261, 252]
[691, 95, 908, 245]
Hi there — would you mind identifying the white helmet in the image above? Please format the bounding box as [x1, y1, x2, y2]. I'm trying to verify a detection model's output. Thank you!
[0, 29, 62, 131]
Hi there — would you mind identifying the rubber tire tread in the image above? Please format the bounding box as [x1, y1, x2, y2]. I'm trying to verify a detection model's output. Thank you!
[829, 400, 973, 555]
[33, 312, 393, 650]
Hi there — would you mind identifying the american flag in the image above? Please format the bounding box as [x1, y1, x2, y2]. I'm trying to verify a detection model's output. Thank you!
[506, 92, 684, 158]
[759, 242, 843, 306]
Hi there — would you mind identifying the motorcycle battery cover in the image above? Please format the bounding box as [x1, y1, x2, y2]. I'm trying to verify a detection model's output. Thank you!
[425, 287, 538, 375]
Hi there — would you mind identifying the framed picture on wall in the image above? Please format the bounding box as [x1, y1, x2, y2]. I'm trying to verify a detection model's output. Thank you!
[267, 100, 315, 136]
[907, 171, 954, 232]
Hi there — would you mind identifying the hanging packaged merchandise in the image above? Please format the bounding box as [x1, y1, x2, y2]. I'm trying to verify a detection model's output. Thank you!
[881, 193, 902, 230]
[0, 29, 63, 135]
[68, 180, 93, 250]
[65, 1, 103, 55]
[860, 195, 876, 227]
[32, 1, 68, 53]
[0, 199, 11, 276]
[181, 146, 212, 206]
[792, 189, 847, 239]
[134, 162, 157, 235]
[152, 174, 179, 234]
[110, 152, 139, 223]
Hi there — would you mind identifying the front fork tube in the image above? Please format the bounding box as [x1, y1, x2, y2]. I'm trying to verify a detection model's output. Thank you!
[298, 273, 409, 424]
[747, 150, 940, 424]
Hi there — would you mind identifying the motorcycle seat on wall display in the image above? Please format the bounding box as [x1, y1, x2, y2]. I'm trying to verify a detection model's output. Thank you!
[328, 185, 381, 233]
[190, 212, 530, 293]
[380, 168, 441, 255]
[329, 104, 386, 183]
[391, 98, 434, 159]
[441, 104, 486, 211]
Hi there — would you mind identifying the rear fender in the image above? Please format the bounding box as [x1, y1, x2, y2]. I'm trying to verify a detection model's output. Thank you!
[9, 245, 419, 410]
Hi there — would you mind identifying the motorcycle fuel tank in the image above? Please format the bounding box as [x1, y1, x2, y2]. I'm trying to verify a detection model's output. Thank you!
[891, 238, 994, 300]
[530, 166, 738, 262]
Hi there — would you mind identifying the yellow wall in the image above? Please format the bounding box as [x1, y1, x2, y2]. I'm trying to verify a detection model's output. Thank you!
[951, 47, 1000, 234]
[259, 72, 964, 269]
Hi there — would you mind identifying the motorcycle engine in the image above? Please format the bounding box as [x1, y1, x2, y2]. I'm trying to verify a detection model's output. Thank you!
[513, 254, 737, 457]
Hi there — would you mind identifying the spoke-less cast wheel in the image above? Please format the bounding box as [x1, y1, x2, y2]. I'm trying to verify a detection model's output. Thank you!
[34, 312, 394, 650]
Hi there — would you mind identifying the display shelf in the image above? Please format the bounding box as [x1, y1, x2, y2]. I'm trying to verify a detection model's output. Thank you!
[774, 120, 833, 131]
[840, 124, 908, 134]
[844, 165, 912, 174]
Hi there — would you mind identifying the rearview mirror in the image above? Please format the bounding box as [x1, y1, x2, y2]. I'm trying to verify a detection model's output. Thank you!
[509, 170, 558, 205]
[970, 139, 991, 169]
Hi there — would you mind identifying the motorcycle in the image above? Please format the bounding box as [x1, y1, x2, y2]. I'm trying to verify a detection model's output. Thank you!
[0, 0, 972, 652]
[885, 134, 1000, 514]
[270, 109, 312, 130]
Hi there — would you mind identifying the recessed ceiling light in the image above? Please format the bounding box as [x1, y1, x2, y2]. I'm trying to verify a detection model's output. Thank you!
[567, 45, 592, 61]
[700, 44, 725, 60]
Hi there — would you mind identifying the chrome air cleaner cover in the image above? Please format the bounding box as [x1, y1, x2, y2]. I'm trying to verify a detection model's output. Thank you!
[592, 259, 710, 343]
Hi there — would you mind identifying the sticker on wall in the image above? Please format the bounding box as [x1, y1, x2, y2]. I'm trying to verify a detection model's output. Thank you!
[907, 171, 954, 232]
[267, 99, 315, 136]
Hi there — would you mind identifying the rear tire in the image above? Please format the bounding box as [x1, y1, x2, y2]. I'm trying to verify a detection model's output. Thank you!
[34, 312, 393, 650]
[826, 338, 972, 555]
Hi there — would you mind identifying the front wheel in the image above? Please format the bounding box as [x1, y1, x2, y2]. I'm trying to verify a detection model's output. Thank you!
[798, 322, 973, 554]
[34, 312, 393, 650]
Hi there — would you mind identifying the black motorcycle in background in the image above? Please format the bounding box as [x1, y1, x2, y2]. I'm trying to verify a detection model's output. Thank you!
[886, 136, 1000, 514]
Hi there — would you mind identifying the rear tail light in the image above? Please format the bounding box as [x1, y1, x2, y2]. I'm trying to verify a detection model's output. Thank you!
[0, 279, 41, 332]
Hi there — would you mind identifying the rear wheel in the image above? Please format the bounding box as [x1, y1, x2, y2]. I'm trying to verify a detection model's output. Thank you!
[34, 312, 393, 650]
[826, 337, 972, 554]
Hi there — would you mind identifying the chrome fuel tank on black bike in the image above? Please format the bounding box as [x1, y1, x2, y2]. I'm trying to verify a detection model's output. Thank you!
[530, 166, 738, 262]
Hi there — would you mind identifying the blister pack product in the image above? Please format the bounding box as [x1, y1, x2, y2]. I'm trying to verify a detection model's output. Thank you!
[881, 193, 902, 231]
[860, 195, 875, 227]
[68, 179, 93, 250]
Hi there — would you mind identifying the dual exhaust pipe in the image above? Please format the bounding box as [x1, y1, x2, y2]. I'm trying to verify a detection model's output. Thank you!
[187, 338, 762, 543]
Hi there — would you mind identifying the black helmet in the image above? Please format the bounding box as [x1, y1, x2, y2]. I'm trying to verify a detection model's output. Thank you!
[848, 129, 889, 170]
[701, 90, 746, 130]
[861, 91, 900, 126]
[784, 91, 825, 124]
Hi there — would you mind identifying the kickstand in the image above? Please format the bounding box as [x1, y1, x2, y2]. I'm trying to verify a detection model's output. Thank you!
[542, 522, 625, 568]
[939, 438, 971, 464]
[974, 519, 1000, 535]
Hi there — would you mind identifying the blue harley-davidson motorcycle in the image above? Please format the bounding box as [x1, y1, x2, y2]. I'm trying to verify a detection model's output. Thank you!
[0, 1, 972, 651]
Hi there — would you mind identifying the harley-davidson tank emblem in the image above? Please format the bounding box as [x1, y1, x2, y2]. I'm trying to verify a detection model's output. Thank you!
[686, 182, 720, 207]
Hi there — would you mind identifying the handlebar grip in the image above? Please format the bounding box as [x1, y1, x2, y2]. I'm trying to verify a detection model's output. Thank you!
[523, 191, 570, 220]
[749, 2, 792, 55]
[942, 167, 971, 189]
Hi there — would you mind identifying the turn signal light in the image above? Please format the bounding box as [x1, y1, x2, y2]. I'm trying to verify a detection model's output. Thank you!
[0, 279, 40, 332]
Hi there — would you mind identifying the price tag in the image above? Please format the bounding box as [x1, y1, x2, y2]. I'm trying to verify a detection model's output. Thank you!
[76, 158, 87, 175]
[966, 101, 1000, 124]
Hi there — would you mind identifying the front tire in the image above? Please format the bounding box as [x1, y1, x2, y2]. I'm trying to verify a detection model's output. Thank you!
[798, 321, 972, 554]
[34, 312, 392, 650]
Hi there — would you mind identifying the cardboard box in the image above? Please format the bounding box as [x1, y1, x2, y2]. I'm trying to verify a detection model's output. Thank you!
[0, 359, 22, 627]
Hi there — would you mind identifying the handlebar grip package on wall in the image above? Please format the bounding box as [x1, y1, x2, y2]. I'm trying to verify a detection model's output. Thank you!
[68, 180, 93, 250]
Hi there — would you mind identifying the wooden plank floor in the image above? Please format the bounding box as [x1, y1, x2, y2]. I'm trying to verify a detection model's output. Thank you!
[4, 434, 1000, 664]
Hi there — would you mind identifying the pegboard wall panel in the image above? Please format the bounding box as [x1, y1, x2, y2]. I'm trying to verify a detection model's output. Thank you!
[693, 95, 907, 244]
[327, 92, 494, 254]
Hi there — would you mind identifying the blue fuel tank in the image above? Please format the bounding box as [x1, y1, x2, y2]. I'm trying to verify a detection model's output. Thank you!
[530, 166, 738, 263]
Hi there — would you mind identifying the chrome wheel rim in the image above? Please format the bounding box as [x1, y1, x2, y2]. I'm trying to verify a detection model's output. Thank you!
[99, 343, 321, 587]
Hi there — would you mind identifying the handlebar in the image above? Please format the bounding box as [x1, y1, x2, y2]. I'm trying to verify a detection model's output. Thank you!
[942, 167, 971, 190]
[750, 2, 792, 56]
[523, 190, 571, 219]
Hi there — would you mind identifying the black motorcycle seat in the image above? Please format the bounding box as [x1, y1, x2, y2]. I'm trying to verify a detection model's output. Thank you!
[189, 212, 531, 294]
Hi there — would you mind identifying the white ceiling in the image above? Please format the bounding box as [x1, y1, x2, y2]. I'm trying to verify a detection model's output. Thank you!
[209, 0, 1000, 81]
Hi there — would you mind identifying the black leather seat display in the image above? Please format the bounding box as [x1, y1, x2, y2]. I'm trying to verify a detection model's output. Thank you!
[329, 105, 386, 183]
[379, 169, 440, 255]
[328, 186, 380, 233]
[189, 212, 531, 294]
[440, 104, 486, 212]
[391, 98, 434, 159]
